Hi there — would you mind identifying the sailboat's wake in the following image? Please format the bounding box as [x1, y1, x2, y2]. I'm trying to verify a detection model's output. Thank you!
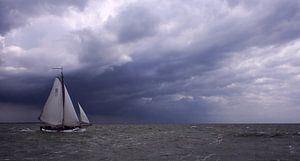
[60, 128, 86, 133]
[77, 128, 87, 132]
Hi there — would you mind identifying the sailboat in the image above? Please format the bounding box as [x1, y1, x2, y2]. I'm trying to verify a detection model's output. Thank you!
[39, 68, 91, 132]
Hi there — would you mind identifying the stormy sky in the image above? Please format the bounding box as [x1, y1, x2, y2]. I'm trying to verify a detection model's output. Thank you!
[1, 0, 300, 123]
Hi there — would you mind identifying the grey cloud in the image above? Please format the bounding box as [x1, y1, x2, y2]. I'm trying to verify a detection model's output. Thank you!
[106, 3, 159, 43]
[0, 0, 87, 35]
[74, 29, 111, 64]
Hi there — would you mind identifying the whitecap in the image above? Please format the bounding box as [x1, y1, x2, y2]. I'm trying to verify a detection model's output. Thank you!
[20, 128, 33, 132]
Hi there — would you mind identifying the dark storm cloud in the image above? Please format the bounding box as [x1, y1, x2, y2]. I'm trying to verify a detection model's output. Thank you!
[64, 65, 214, 123]
[71, 0, 300, 122]
[0, 75, 51, 105]
[0, 0, 87, 35]
[1, 0, 300, 123]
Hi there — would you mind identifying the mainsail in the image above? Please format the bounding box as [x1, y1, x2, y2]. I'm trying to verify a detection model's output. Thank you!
[78, 103, 90, 124]
[39, 78, 64, 125]
[39, 78, 80, 126]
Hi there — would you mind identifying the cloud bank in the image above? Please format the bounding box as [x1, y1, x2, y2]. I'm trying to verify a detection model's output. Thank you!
[1, 0, 300, 123]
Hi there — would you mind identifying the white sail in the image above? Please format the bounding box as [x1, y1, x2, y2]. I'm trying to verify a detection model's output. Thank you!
[78, 103, 90, 124]
[39, 78, 63, 126]
[63, 85, 80, 126]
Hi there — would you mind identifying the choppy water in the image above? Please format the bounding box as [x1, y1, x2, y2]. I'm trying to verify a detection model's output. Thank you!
[1, 124, 300, 161]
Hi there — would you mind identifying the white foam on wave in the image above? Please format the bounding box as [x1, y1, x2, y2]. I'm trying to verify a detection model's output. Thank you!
[289, 145, 295, 154]
[20, 128, 33, 132]
[202, 153, 215, 161]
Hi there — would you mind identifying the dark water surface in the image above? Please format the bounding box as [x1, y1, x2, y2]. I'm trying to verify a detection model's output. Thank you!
[1, 124, 300, 161]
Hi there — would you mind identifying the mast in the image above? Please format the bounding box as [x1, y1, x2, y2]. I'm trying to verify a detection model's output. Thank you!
[61, 70, 65, 127]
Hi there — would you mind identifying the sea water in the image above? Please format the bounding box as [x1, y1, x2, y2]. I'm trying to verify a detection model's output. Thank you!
[1, 124, 300, 161]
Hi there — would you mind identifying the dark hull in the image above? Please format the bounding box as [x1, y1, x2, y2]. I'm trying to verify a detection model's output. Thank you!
[40, 126, 81, 132]
[80, 123, 92, 127]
